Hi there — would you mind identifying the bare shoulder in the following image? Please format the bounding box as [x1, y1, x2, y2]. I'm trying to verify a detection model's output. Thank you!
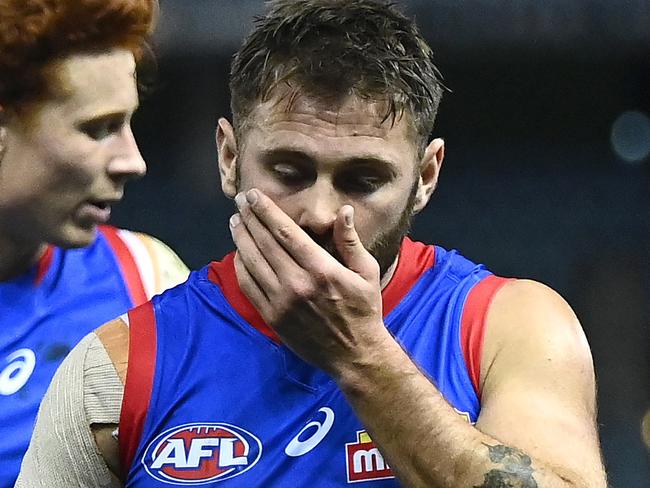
[480, 279, 592, 387]
[642, 408, 650, 450]
[476, 279, 605, 486]
[95, 317, 130, 384]
[487, 278, 583, 332]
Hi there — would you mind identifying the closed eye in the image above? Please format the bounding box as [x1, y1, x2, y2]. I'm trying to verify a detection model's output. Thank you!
[269, 163, 315, 187]
[78, 115, 128, 141]
[273, 163, 301, 180]
[335, 169, 392, 195]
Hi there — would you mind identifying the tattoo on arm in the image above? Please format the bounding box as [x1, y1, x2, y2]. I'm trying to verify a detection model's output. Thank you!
[474, 443, 538, 488]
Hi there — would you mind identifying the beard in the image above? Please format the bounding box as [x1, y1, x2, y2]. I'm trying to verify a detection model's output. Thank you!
[304, 181, 418, 278]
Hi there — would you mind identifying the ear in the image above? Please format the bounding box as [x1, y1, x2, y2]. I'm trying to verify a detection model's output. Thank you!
[412, 138, 444, 213]
[0, 129, 6, 164]
[216, 117, 238, 198]
[0, 109, 7, 163]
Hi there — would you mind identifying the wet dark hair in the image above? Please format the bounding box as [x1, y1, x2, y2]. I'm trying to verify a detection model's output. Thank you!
[230, 0, 445, 154]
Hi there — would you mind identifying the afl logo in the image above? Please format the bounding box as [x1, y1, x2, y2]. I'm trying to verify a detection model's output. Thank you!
[142, 423, 262, 485]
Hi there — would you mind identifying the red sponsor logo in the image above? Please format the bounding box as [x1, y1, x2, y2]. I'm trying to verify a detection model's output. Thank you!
[345, 431, 394, 483]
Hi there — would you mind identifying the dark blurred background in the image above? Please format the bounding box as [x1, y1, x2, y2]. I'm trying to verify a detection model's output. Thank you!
[113, 1, 650, 486]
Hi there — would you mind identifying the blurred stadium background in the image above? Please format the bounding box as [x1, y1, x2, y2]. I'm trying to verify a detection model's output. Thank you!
[113, 1, 650, 485]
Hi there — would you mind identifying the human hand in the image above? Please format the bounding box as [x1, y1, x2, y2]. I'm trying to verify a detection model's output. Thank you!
[229, 188, 391, 376]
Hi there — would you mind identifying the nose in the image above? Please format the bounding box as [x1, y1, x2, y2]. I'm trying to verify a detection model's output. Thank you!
[107, 125, 147, 181]
[296, 179, 340, 237]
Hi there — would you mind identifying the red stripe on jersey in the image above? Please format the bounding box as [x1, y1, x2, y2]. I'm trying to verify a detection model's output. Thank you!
[207, 238, 435, 340]
[34, 245, 54, 285]
[208, 253, 279, 342]
[120, 301, 157, 476]
[100, 225, 148, 306]
[460, 275, 511, 397]
[381, 238, 436, 317]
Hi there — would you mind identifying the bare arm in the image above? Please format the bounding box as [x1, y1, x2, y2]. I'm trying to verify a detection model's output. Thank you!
[334, 280, 605, 487]
[643, 409, 650, 450]
[230, 189, 606, 488]
[91, 319, 130, 483]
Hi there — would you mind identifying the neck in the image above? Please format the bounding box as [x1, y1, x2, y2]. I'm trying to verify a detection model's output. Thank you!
[379, 254, 399, 290]
[0, 231, 47, 282]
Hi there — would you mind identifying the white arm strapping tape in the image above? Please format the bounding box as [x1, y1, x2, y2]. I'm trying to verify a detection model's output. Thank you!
[15, 333, 124, 487]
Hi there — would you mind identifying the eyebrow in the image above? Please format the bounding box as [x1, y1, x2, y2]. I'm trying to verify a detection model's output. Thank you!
[76, 103, 140, 122]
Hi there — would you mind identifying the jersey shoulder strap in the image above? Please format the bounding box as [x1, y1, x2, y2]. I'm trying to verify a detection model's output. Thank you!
[461, 275, 513, 397]
[99, 226, 148, 306]
[118, 302, 158, 477]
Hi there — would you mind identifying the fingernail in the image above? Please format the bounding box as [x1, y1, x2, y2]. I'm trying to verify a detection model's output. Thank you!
[246, 189, 258, 205]
[344, 207, 354, 227]
[235, 192, 246, 209]
[229, 213, 241, 228]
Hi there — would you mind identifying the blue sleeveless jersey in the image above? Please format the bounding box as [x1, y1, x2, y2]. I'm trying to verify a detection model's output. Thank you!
[123, 239, 508, 487]
[0, 226, 147, 487]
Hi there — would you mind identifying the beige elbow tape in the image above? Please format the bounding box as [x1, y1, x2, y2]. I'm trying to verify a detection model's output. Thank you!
[15, 333, 123, 487]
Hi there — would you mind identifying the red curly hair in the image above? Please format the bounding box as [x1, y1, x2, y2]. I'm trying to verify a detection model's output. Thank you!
[0, 0, 157, 110]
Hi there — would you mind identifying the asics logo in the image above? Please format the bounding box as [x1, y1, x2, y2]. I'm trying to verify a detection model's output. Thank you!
[0, 348, 36, 396]
[285, 407, 335, 457]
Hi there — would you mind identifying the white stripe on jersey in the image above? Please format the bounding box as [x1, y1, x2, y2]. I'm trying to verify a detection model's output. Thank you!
[116, 229, 156, 300]
[120, 313, 130, 328]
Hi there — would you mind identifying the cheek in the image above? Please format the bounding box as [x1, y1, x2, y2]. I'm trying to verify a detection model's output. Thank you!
[356, 183, 415, 239]
[2, 143, 100, 215]
[237, 166, 299, 216]
[261, 190, 303, 223]
[36, 135, 99, 187]
[351, 202, 397, 242]
[0, 143, 51, 203]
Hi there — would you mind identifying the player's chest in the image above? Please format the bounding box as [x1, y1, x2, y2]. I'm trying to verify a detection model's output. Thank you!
[0, 278, 130, 399]
[0, 286, 79, 400]
[138, 386, 401, 487]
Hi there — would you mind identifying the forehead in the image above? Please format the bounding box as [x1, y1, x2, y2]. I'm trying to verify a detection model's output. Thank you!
[45, 48, 138, 118]
[243, 91, 418, 163]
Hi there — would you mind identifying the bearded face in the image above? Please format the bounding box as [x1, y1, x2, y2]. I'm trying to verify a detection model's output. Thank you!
[222, 92, 431, 282]
[302, 180, 417, 278]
